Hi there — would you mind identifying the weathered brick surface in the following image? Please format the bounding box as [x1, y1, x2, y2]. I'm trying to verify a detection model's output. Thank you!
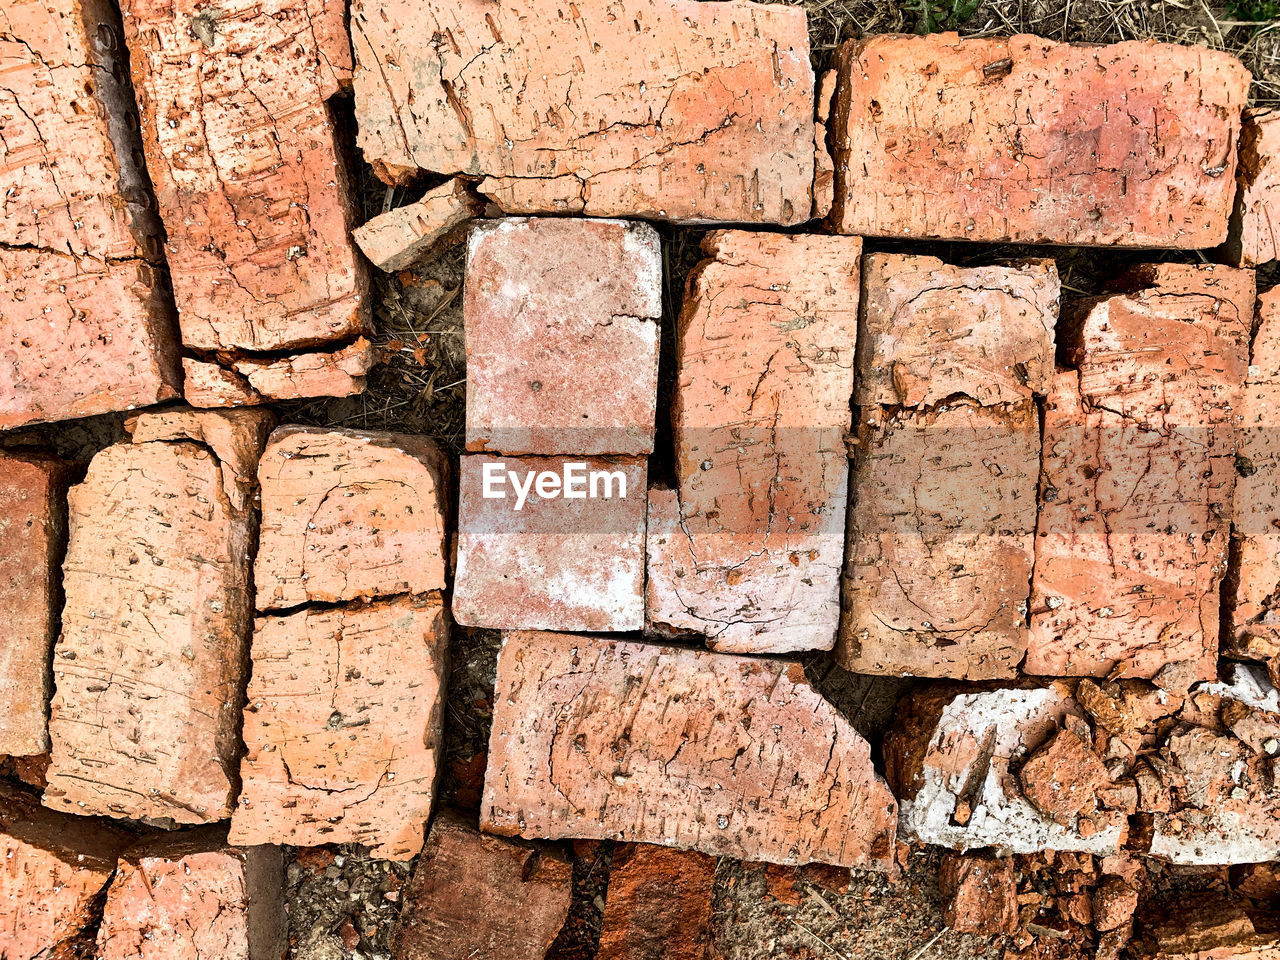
[182, 357, 264, 407]
[230, 595, 448, 859]
[829, 34, 1250, 246]
[838, 399, 1039, 680]
[391, 809, 572, 960]
[856, 255, 1059, 407]
[1029, 265, 1253, 685]
[96, 828, 285, 960]
[465, 218, 661, 457]
[452, 456, 646, 632]
[939, 853, 1018, 935]
[182, 339, 377, 408]
[597, 844, 717, 960]
[255, 426, 448, 609]
[645, 231, 861, 653]
[354, 178, 483, 273]
[0, 453, 69, 757]
[1132, 896, 1280, 960]
[351, 0, 816, 224]
[481, 632, 897, 868]
[44, 432, 255, 824]
[1228, 109, 1280, 268]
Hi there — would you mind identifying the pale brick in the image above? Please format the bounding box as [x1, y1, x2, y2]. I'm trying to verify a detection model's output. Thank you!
[829, 34, 1250, 246]
[1228, 109, 1280, 268]
[597, 845, 717, 960]
[181, 357, 263, 407]
[354, 178, 483, 273]
[837, 400, 1039, 680]
[465, 218, 661, 457]
[452, 456, 646, 632]
[225, 338, 376, 404]
[230, 596, 448, 859]
[481, 632, 898, 868]
[856, 254, 1059, 407]
[645, 231, 861, 654]
[1028, 265, 1253, 685]
[351, 0, 816, 225]
[255, 426, 448, 609]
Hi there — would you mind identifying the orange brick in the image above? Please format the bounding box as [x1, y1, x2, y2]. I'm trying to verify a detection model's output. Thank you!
[1228, 109, 1280, 268]
[597, 845, 717, 960]
[354, 178, 482, 273]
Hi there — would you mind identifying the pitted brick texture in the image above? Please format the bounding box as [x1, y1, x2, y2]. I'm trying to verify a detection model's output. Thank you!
[1228, 109, 1280, 268]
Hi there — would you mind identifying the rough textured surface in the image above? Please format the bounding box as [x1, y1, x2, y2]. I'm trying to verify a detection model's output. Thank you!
[354, 178, 482, 273]
[597, 844, 717, 960]
[829, 33, 1250, 246]
[645, 231, 862, 653]
[838, 399, 1039, 679]
[230, 596, 449, 860]
[351, 0, 816, 224]
[465, 218, 661, 457]
[391, 809, 572, 960]
[44, 434, 253, 824]
[1228, 109, 1280, 268]
[226, 337, 377, 404]
[182, 357, 264, 407]
[255, 426, 448, 609]
[939, 853, 1019, 935]
[856, 255, 1059, 407]
[1029, 264, 1253, 685]
[1131, 896, 1280, 959]
[0, 452, 69, 756]
[481, 632, 898, 868]
[452, 455, 646, 632]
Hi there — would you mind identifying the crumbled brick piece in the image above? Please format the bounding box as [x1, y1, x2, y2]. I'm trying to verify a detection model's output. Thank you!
[96, 828, 285, 960]
[1228, 110, 1280, 268]
[838, 399, 1038, 679]
[597, 844, 717, 960]
[939, 852, 1018, 935]
[465, 218, 661, 457]
[255, 426, 448, 608]
[44, 436, 253, 824]
[352, 0, 816, 224]
[1131, 895, 1280, 959]
[230, 595, 448, 860]
[1093, 876, 1140, 933]
[761, 862, 851, 906]
[645, 231, 861, 653]
[452, 456, 646, 632]
[482, 632, 897, 868]
[1018, 728, 1114, 825]
[391, 809, 572, 960]
[181, 357, 263, 407]
[829, 34, 1250, 246]
[1029, 265, 1253, 685]
[226, 337, 377, 403]
[354, 178, 483, 273]
[856, 255, 1059, 407]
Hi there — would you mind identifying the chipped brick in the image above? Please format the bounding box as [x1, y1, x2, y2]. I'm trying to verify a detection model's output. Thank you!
[224, 337, 377, 404]
[354, 178, 483, 273]
[1131, 895, 1280, 959]
[181, 357, 263, 408]
[939, 852, 1018, 936]
[1228, 109, 1280, 268]
[1018, 728, 1114, 826]
[597, 844, 717, 960]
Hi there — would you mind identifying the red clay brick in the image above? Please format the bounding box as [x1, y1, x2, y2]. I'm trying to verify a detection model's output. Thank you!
[44, 431, 256, 824]
[230, 595, 448, 859]
[939, 853, 1018, 935]
[255, 426, 448, 609]
[391, 809, 572, 960]
[181, 357, 264, 407]
[597, 844, 717, 960]
[452, 455, 646, 632]
[1029, 265, 1253, 686]
[829, 34, 1250, 246]
[1131, 896, 1280, 960]
[352, 0, 816, 224]
[856, 254, 1059, 407]
[465, 218, 661, 457]
[837, 399, 1039, 680]
[226, 338, 377, 403]
[645, 231, 861, 653]
[481, 632, 898, 868]
[354, 178, 483, 273]
[1228, 109, 1280, 268]
[96, 828, 285, 960]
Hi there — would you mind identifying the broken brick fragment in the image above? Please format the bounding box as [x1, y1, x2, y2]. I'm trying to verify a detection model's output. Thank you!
[481, 632, 897, 868]
[1131, 895, 1280, 960]
[939, 852, 1018, 935]
[1227, 109, 1280, 268]
[354, 178, 483, 273]
[1018, 728, 1114, 826]
[223, 337, 378, 404]
[391, 809, 572, 960]
[352, 0, 816, 224]
[829, 33, 1250, 246]
[597, 844, 717, 960]
[1093, 876, 1140, 933]
[255, 426, 448, 609]
[181, 357, 264, 407]
[465, 218, 661, 457]
[645, 231, 860, 653]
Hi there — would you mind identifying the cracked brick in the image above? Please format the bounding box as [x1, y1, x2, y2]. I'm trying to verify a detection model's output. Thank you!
[1227, 109, 1280, 268]
[1131, 895, 1280, 959]
[481, 632, 898, 868]
[351, 0, 816, 225]
[597, 844, 717, 960]
[939, 852, 1018, 936]
[354, 177, 482, 273]
[182, 339, 378, 408]
[829, 33, 1250, 246]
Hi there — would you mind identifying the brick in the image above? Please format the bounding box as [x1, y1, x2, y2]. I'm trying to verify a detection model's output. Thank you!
[0, 453, 70, 756]
[193, 337, 377, 406]
[255, 426, 448, 609]
[856, 254, 1059, 407]
[1028, 265, 1253, 685]
[354, 178, 483, 273]
[837, 399, 1038, 680]
[1131, 896, 1280, 959]
[1228, 109, 1280, 268]
[391, 809, 572, 960]
[938, 853, 1018, 935]
[230, 595, 448, 859]
[481, 632, 898, 868]
[465, 218, 661, 457]
[829, 34, 1250, 246]
[351, 0, 816, 224]
[645, 231, 861, 653]
[44, 432, 255, 824]
[0, 248, 180, 429]
[597, 844, 717, 960]
[1019, 728, 1114, 825]
[181, 357, 263, 407]
[96, 828, 285, 960]
[0, 783, 130, 960]
[452, 456, 646, 632]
